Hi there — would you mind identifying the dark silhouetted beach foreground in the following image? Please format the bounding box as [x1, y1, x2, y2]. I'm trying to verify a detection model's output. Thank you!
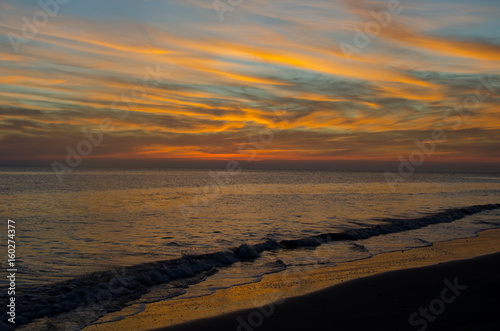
[160, 252, 500, 331]
[82, 229, 500, 331]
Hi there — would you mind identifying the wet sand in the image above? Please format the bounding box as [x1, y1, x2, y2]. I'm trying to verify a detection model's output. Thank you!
[84, 228, 500, 331]
[161, 251, 500, 331]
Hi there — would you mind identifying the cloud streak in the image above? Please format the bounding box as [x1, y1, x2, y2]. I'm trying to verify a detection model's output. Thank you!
[0, 0, 499, 166]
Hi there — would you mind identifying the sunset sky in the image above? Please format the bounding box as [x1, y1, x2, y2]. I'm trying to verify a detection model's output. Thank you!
[0, 0, 499, 169]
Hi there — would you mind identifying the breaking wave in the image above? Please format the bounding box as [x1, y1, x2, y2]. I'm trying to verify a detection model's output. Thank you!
[2, 203, 498, 329]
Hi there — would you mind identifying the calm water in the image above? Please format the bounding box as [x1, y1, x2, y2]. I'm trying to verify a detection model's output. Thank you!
[1, 167, 500, 329]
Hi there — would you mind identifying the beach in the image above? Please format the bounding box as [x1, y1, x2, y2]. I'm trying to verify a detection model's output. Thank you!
[3, 0, 500, 329]
[2, 0, 500, 329]
[83, 228, 500, 331]
[3, 169, 500, 330]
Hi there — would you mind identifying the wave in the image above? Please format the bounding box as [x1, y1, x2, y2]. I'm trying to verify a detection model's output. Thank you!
[279, 203, 500, 248]
[2, 203, 498, 329]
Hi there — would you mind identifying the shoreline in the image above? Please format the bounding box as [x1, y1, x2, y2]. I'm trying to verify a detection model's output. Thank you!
[83, 228, 500, 331]
[161, 251, 500, 331]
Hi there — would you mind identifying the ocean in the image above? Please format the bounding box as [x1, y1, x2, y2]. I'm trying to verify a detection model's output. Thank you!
[1, 166, 500, 330]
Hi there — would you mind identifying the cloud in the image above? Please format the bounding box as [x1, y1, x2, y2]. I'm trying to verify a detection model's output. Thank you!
[0, 0, 499, 165]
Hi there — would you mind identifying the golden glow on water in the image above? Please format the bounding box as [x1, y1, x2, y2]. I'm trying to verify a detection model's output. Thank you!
[4, 169, 500, 288]
[82, 229, 500, 331]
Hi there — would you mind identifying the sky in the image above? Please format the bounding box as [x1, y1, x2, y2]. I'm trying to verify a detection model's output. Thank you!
[0, 0, 499, 170]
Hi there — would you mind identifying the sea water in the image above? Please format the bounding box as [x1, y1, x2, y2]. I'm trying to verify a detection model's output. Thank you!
[0, 167, 499, 329]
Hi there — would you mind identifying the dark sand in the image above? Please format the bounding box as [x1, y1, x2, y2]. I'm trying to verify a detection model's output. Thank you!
[160, 252, 500, 331]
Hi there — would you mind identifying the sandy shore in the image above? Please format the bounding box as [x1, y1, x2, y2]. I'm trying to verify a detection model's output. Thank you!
[161, 252, 500, 331]
[84, 228, 500, 331]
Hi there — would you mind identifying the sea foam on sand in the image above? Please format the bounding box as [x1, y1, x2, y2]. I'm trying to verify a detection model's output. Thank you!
[82, 228, 500, 331]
